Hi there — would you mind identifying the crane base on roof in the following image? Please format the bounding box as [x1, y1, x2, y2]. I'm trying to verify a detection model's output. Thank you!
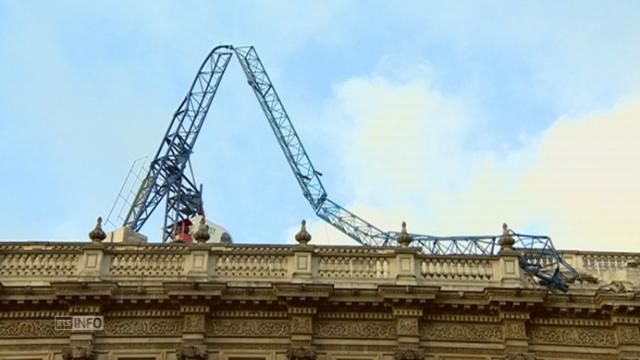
[106, 226, 148, 244]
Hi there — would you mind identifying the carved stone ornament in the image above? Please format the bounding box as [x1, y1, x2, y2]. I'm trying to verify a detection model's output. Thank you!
[597, 280, 634, 293]
[0, 319, 63, 337]
[503, 320, 527, 339]
[176, 345, 207, 360]
[103, 318, 181, 336]
[62, 346, 96, 360]
[577, 271, 599, 284]
[207, 319, 289, 337]
[193, 217, 210, 244]
[396, 222, 413, 247]
[89, 217, 106, 242]
[505, 353, 536, 360]
[529, 326, 616, 347]
[396, 317, 419, 336]
[393, 348, 424, 360]
[183, 314, 205, 333]
[421, 322, 503, 342]
[617, 325, 640, 345]
[295, 220, 312, 245]
[499, 223, 514, 252]
[314, 320, 396, 339]
[287, 345, 317, 360]
[290, 315, 313, 334]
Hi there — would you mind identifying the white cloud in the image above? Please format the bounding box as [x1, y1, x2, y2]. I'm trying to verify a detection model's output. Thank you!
[305, 70, 640, 252]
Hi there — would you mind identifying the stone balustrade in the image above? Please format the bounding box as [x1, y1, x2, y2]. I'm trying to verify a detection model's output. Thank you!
[0, 242, 637, 291]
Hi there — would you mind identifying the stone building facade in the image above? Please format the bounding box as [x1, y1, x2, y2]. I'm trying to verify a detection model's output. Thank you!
[0, 233, 639, 359]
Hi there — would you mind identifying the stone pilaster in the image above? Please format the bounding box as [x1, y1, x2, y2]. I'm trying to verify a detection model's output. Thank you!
[180, 305, 209, 356]
[64, 304, 101, 360]
[393, 306, 422, 352]
[612, 315, 640, 359]
[288, 306, 316, 345]
[500, 311, 529, 356]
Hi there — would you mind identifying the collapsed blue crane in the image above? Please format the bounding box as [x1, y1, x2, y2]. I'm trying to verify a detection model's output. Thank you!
[122, 45, 579, 292]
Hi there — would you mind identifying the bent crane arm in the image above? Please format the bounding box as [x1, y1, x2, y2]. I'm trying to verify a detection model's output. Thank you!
[232, 45, 578, 291]
[122, 44, 578, 291]
[123, 45, 233, 241]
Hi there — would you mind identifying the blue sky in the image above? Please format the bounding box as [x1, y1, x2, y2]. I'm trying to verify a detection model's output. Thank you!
[1, 1, 639, 251]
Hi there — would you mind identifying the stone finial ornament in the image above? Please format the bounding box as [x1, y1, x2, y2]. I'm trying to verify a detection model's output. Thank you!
[499, 222, 515, 252]
[396, 221, 413, 247]
[89, 217, 106, 243]
[295, 219, 312, 245]
[193, 217, 210, 244]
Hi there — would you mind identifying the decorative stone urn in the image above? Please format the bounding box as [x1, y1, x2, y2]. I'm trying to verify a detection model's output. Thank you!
[396, 221, 413, 247]
[295, 219, 312, 245]
[88, 217, 106, 243]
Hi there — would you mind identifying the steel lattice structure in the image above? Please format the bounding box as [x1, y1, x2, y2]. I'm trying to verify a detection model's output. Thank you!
[124, 46, 233, 241]
[122, 45, 579, 292]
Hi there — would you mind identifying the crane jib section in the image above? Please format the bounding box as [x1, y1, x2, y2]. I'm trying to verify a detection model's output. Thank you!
[121, 44, 579, 292]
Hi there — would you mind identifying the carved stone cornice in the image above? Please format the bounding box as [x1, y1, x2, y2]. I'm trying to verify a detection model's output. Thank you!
[288, 306, 317, 315]
[611, 315, 640, 325]
[181, 305, 210, 314]
[51, 281, 116, 299]
[392, 307, 423, 317]
[485, 288, 547, 306]
[499, 311, 530, 320]
[0, 310, 69, 319]
[529, 317, 609, 327]
[164, 281, 224, 298]
[317, 312, 392, 320]
[68, 304, 101, 315]
[424, 314, 500, 323]
[212, 310, 287, 318]
[378, 285, 438, 302]
[275, 284, 332, 299]
[107, 309, 181, 318]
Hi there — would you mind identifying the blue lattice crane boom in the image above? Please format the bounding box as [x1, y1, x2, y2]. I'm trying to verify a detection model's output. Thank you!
[120, 44, 579, 292]
[123, 45, 233, 241]
[233, 46, 578, 291]
[232, 46, 391, 247]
